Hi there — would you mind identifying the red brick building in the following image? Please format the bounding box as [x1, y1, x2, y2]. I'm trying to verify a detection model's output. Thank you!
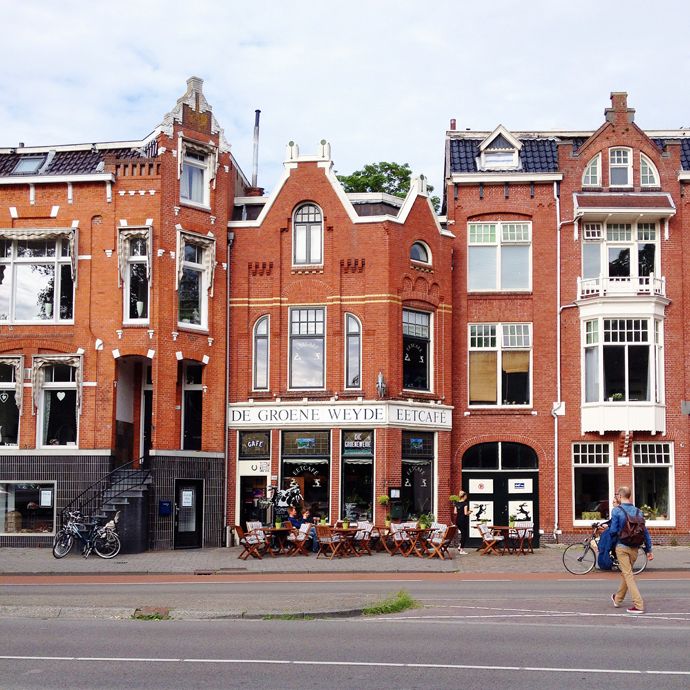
[227, 142, 453, 530]
[445, 92, 689, 544]
[0, 78, 245, 548]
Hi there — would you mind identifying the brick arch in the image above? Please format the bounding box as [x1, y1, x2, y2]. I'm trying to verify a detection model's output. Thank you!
[452, 433, 549, 469]
[282, 278, 332, 302]
[0, 338, 76, 355]
[467, 211, 532, 222]
[400, 275, 440, 308]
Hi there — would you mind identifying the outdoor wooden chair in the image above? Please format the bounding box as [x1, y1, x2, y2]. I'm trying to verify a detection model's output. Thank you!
[315, 524, 343, 560]
[287, 522, 312, 556]
[426, 524, 457, 560]
[477, 523, 505, 556]
[509, 521, 534, 555]
[235, 525, 267, 560]
[352, 521, 373, 555]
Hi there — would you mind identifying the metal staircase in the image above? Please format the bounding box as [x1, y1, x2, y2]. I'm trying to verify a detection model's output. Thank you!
[60, 458, 152, 526]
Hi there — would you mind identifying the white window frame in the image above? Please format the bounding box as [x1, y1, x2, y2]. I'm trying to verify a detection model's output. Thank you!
[344, 313, 362, 390]
[582, 153, 601, 187]
[0, 233, 75, 324]
[640, 153, 659, 187]
[0, 357, 21, 447]
[467, 221, 532, 292]
[632, 442, 674, 526]
[180, 144, 212, 209]
[38, 363, 78, 449]
[572, 443, 613, 526]
[253, 315, 270, 391]
[288, 306, 326, 390]
[292, 204, 323, 266]
[410, 241, 432, 265]
[582, 317, 663, 404]
[176, 230, 215, 332]
[12, 156, 45, 175]
[468, 322, 532, 407]
[609, 147, 632, 187]
[0, 480, 57, 536]
[181, 361, 203, 451]
[122, 235, 150, 325]
[581, 221, 660, 282]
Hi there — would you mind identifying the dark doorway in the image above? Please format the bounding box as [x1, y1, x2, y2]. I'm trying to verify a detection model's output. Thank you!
[174, 479, 204, 549]
[142, 389, 152, 463]
[239, 476, 269, 529]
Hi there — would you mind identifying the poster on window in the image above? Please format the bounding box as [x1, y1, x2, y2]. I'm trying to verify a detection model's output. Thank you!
[469, 500, 493, 538]
[469, 478, 493, 494]
[40, 489, 53, 508]
[508, 500, 533, 522]
[181, 490, 194, 507]
[508, 478, 533, 494]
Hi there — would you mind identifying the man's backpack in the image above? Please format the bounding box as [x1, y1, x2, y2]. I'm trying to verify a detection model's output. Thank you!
[618, 507, 646, 547]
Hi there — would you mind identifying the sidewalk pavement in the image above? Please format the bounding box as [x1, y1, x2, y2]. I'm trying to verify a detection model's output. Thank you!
[2, 544, 689, 576]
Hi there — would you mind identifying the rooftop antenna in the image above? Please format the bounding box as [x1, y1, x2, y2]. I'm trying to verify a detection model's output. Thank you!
[252, 109, 261, 188]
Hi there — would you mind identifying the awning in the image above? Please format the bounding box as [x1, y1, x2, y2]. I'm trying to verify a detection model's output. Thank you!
[574, 193, 676, 221]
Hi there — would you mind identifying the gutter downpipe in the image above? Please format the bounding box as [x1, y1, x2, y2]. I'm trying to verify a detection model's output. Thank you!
[552, 180, 582, 542]
[224, 231, 235, 546]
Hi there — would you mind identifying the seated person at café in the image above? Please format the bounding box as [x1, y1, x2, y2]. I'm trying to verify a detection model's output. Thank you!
[301, 506, 319, 553]
[287, 505, 302, 528]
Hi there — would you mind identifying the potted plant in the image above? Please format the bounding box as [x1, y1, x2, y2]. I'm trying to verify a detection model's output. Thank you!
[274, 519, 282, 529]
[342, 518, 350, 529]
[612, 392, 624, 401]
[449, 494, 461, 505]
[418, 512, 435, 529]
[377, 494, 391, 526]
[320, 516, 328, 525]
[509, 514, 517, 528]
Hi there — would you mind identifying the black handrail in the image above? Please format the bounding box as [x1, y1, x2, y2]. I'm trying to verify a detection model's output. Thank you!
[60, 457, 151, 525]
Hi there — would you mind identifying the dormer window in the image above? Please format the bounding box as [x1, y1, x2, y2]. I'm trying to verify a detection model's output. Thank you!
[410, 241, 431, 265]
[609, 147, 632, 187]
[640, 153, 659, 187]
[12, 156, 45, 175]
[582, 153, 601, 187]
[477, 126, 522, 171]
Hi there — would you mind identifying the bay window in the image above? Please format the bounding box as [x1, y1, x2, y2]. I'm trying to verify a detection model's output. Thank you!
[0, 231, 76, 323]
[468, 221, 531, 291]
[289, 308, 325, 389]
[469, 323, 531, 406]
[583, 318, 662, 403]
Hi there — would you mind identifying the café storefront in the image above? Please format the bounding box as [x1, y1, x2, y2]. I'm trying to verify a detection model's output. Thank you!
[228, 400, 452, 527]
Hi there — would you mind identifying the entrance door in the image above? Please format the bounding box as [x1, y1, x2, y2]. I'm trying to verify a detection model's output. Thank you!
[239, 476, 269, 528]
[464, 472, 539, 547]
[141, 389, 152, 463]
[174, 479, 204, 549]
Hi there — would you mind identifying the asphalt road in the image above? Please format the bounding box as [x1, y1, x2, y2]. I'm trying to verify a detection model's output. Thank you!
[1, 577, 689, 689]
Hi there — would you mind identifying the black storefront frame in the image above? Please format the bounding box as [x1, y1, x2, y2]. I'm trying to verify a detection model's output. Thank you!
[401, 431, 435, 520]
[341, 430, 374, 522]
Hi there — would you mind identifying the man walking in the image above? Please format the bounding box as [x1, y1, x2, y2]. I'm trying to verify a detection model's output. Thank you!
[608, 486, 654, 614]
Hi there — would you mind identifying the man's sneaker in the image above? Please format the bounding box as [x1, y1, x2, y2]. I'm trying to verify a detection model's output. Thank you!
[457, 549, 468, 555]
[611, 594, 621, 608]
[626, 606, 644, 614]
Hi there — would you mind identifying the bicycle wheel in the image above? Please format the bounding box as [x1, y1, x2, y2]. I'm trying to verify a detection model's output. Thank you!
[94, 531, 121, 559]
[633, 548, 648, 574]
[52, 530, 74, 559]
[563, 543, 596, 574]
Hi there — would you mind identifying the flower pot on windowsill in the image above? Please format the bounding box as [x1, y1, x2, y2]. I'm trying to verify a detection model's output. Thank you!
[136, 301, 145, 317]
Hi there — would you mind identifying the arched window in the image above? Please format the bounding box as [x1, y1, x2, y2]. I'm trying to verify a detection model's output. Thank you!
[640, 153, 659, 187]
[410, 241, 431, 264]
[462, 442, 538, 470]
[582, 153, 601, 187]
[609, 147, 632, 186]
[253, 316, 269, 390]
[293, 203, 323, 265]
[345, 313, 361, 388]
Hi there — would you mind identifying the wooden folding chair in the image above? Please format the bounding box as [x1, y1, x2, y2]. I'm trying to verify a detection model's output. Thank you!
[510, 521, 534, 554]
[315, 525, 343, 559]
[287, 522, 312, 556]
[352, 521, 373, 555]
[235, 525, 267, 560]
[427, 525, 457, 559]
[477, 523, 504, 555]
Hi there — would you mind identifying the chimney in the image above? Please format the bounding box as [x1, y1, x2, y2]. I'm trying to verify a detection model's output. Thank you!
[450, 118, 457, 131]
[186, 76, 204, 111]
[251, 109, 261, 188]
[605, 91, 635, 125]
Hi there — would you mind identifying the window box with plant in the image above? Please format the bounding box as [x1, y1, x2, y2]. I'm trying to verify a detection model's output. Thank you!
[377, 495, 391, 526]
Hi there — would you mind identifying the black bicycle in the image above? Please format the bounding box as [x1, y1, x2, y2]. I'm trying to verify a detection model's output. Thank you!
[562, 521, 648, 575]
[52, 510, 121, 559]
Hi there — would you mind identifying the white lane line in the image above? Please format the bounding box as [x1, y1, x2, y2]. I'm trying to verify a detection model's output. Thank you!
[0, 655, 689, 676]
[0, 578, 423, 587]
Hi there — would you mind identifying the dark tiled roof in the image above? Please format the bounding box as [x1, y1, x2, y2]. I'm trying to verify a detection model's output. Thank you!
[575, 193, 674, 209]
[681, 139, 690, 170]
[448, 137, 559, 174]
[0, 144, 155, 178]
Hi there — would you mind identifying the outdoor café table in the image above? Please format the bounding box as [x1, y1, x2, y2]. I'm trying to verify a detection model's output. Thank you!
[401, 527, 432, 557]
[331, 527, 359, 556]
[261, 525, 294, 556]
[488, 526, 513, 555]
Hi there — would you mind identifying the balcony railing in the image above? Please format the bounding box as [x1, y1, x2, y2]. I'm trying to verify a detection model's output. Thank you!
[577, 274, 666, 299]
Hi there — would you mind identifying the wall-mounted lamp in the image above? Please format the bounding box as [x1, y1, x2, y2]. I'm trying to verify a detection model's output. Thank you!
[376, 371, 387, 399]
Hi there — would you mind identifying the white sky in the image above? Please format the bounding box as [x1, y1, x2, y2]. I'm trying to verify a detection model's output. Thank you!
[2, 0, 689, 195]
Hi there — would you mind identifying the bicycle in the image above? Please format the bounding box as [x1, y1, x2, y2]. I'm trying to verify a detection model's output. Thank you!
[562, 521, 648, 575]
[52, 510, 121, 559]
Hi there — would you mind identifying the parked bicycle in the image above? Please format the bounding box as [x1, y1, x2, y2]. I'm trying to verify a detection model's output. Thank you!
[52, 510, 121, 559]
[562, 521, 648, 575]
